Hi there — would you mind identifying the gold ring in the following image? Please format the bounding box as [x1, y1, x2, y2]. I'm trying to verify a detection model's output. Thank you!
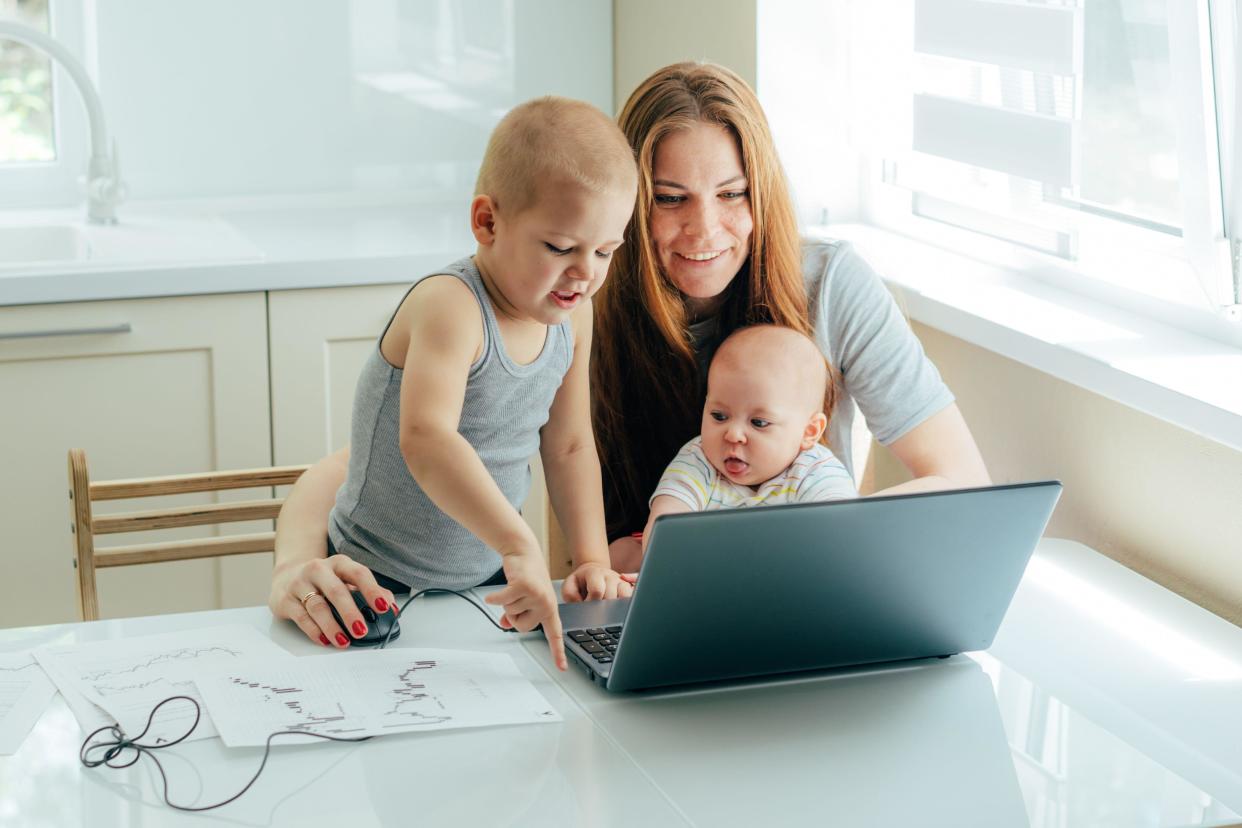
[298, 590, 322, 607]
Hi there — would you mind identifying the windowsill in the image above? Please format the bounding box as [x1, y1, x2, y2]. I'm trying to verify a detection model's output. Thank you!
[814, 223, 1242, 454]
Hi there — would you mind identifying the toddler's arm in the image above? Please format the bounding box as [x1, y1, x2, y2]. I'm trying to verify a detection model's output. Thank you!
[395, 276, 565, 670]
[540, 301, 632, 603]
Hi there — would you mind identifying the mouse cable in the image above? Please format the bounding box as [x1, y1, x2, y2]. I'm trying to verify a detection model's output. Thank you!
[381, 586, 509, 648]
[79, 588, 510, 812]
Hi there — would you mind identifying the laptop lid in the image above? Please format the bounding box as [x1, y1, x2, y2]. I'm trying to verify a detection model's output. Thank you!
[585, 481, 1061, 692]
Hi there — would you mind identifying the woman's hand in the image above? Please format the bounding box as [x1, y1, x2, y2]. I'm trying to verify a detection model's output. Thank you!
[269, 554, 398, 648]
[485, 550, 567, 671]
[562, 562, 634, 602]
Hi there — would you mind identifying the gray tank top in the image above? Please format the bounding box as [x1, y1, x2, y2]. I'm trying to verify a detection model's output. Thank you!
[328, 256, 574, 590]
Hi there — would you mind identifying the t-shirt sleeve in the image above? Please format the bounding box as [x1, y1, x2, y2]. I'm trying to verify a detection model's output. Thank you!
[794, 447, 859, 503]
[649, 438, 713, 512]
[807, 240, 955, 446]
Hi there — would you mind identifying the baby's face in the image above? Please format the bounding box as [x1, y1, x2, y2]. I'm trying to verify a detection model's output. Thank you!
[701, 359, 817, 487]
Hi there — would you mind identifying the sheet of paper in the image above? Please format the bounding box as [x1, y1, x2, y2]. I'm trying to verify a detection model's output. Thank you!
[196, 648, 561, 747]
[0, 652, 58, 755]
[30, 656, 113, 738]
[35, 625, 293, 743]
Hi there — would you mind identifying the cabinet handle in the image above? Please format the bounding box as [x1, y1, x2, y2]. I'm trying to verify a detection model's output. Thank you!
[0, 323, 132, 340]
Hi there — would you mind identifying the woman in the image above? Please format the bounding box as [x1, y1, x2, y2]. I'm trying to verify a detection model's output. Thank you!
[269, 62, 989, 644]
[593, 63, 989, 569]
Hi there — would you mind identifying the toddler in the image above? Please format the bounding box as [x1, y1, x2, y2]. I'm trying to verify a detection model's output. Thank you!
[327, 97, 638, 670]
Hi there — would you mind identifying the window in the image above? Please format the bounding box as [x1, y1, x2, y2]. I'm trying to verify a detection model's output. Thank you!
[763, 0, 1240, 325]
[0, 0, 88, 209]
[868, 0, 1237, 318]
[0, 0, 53, 163]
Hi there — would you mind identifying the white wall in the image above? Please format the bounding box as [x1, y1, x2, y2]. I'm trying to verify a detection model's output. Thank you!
[872, 324, 1242, 626]
[9, 0, 612, 207]
[757, 0, 861, 227]
[613, 0, 756, 115]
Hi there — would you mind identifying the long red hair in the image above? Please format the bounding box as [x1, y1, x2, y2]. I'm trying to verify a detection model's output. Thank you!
[592, 62, 813, 538]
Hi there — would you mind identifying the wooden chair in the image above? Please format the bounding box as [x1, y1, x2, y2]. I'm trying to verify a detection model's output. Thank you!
[67, 448, 309, 621]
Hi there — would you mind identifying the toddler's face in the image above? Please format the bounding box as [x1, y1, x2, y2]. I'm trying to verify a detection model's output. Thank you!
[488, 183, 634, 325]
[701, 359, 819, 487]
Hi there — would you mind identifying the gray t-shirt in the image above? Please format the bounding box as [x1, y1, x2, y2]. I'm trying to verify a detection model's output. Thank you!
[687, 239, 953, 480]
[804, 239, 954, 477]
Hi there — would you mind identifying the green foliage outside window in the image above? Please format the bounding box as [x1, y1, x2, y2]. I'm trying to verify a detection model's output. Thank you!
[0, 0, 54, 162]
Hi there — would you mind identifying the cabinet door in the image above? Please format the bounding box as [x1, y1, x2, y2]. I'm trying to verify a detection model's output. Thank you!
[268, 285, 553, 564]
[0, 293, 272, 627]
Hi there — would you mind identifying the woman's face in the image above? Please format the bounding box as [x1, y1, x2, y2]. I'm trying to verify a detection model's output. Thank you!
[649, 121, 754, 319]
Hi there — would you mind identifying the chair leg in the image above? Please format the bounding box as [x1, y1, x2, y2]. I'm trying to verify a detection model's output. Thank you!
[68, 449, 99, 622]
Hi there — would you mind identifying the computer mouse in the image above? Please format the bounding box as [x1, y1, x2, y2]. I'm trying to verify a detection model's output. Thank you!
[329, 590, 400, 647]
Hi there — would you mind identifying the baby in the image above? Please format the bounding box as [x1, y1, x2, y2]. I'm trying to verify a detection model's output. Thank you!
[641, 324, 858, 553]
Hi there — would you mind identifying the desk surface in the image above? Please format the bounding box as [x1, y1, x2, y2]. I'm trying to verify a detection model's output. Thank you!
[2, 539, 1240, 827]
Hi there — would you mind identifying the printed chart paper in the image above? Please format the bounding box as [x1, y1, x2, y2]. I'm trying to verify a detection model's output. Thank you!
[0, 652, 57, 755]
[196, 648, 561, 747]
[36, 625, 293, 743]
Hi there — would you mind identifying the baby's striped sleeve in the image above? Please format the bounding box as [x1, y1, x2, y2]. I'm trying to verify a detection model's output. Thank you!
[794, 449, 859, 503]
[649, 438, 713, 512]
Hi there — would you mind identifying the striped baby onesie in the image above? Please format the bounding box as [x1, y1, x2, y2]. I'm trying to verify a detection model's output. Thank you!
[650, 436, 857, 511]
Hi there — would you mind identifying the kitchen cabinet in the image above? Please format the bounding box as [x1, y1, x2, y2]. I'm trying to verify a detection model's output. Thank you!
[0, 293, 272, 626]
[0, 282, 574, 629]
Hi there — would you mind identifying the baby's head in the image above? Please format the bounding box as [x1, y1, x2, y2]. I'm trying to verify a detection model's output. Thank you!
[471, 96, 638, 325]
[702, 325, 830, 487]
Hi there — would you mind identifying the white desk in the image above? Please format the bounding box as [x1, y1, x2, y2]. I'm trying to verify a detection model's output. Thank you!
[2, 539, 1240, 827]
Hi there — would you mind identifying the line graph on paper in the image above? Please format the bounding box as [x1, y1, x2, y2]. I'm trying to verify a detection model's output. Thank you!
[382, 660, 452, 727]
[0, 661, 42, 709]
[216, 659, 452, 741]
[224, 676, 365, 736]
[196, 649, 562, 748]
[81, 647, 242, 682]
[0, 653, 57, 755]
[33, 625, 294, 743]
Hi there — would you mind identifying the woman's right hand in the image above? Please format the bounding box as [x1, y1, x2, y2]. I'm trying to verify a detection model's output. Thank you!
[269, 554, 398, 648]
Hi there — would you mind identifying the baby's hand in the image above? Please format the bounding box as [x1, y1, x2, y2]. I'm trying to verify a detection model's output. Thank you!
[562, 562, 634, 602]
[485, 551, 567, 671]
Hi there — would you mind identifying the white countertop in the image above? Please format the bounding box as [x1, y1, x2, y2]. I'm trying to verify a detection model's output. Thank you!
[523, 539, 1242, 827]
[1, 539, 1240, 826]
[0, 196, 478, 307]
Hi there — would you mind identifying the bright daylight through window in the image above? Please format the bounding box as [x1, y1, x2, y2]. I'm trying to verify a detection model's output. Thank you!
[0, 0, 53, 163]
[855, 0, 1239, 319]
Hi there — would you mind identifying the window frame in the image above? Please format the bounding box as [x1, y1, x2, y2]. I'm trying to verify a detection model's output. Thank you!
[858, 0, 1239, 334]
[0, 0, 89, 211]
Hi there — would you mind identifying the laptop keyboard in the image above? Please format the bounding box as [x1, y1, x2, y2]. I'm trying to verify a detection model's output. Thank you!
[567, 625, 622, 664]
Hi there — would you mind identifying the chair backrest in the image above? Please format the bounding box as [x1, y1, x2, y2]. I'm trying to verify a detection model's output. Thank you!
[67, 449, 309, 621]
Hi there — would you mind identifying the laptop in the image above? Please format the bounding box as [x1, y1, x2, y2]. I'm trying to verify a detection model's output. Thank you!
[558, 480, 1062, 692]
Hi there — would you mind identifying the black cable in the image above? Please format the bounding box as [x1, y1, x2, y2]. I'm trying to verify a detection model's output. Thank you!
[381, 587, 508, 648]
[80, 696, 369, 812]
[79, 588, 508, 812]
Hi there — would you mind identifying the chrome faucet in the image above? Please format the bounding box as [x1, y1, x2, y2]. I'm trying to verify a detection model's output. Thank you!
[0, 20, 124, 224]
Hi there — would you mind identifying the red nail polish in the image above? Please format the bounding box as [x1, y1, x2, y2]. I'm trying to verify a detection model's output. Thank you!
[374, 597, 389, 612]
[318, 634, 330, 646]
[335, 633, 349, 647]
[352, 620, 366, 637]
